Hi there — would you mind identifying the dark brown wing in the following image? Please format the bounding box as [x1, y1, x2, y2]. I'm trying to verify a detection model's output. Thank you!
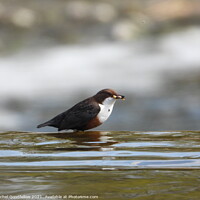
[58, 98, 100, 131]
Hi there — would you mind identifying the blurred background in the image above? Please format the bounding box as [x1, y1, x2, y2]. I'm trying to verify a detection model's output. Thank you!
[0, 0, 200, 132]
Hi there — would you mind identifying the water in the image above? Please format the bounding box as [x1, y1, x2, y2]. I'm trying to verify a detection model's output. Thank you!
[1, 27, 200, 132]
[0, 131, 200, 199]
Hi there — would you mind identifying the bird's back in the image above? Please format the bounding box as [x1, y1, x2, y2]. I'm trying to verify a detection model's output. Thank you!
[37, 97, 100, 131]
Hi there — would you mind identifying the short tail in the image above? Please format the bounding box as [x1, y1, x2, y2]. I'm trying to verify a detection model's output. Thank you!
[37, 121, 51, 128]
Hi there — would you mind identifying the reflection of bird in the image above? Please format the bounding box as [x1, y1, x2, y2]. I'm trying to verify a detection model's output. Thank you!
[37, 89, 125, 131]
[45, 131, 119, 149]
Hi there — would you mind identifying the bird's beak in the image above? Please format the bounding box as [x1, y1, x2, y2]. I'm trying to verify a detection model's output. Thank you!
[113, 94, 125, 100]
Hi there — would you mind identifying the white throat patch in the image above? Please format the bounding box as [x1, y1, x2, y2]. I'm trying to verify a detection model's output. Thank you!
[97, 97, 116, 123]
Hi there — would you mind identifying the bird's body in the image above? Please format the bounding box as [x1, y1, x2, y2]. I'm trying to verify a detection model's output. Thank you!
[37, 89, 125, 131]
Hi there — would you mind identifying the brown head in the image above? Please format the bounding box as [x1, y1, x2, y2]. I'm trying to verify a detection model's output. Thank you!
[93, 89, 125, 104]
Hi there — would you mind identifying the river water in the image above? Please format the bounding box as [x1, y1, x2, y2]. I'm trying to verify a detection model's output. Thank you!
[1, 26, 200, 199]
[1, 27, 200, 132]
[0, 130, 199, 199]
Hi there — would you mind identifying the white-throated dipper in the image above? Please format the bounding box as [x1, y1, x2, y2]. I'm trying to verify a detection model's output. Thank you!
[37, 89, 125, 131]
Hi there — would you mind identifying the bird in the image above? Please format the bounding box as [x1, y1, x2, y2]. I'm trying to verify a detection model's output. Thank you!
[37, 89, 125, 131]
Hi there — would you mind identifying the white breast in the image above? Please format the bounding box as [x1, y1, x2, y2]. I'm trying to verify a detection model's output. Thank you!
[97, 97, 116, 123]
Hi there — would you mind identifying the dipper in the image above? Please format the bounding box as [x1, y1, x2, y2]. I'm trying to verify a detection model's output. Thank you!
[37, 89, 125, 131]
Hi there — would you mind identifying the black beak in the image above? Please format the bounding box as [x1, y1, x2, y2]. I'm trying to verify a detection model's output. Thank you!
[113, 95, 125, 100]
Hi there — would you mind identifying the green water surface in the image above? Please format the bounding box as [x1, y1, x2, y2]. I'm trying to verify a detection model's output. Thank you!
[0, 131, 200, 200]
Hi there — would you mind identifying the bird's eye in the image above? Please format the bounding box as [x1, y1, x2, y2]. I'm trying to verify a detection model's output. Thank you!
[108, 109, 110, 112]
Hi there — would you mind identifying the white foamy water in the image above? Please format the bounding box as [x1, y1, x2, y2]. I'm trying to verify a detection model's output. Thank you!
[1, 27, 200, 99]
[1, 27, 200, 131]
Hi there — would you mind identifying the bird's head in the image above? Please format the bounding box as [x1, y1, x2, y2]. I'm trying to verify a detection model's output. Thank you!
[94, 89, 125, 104]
